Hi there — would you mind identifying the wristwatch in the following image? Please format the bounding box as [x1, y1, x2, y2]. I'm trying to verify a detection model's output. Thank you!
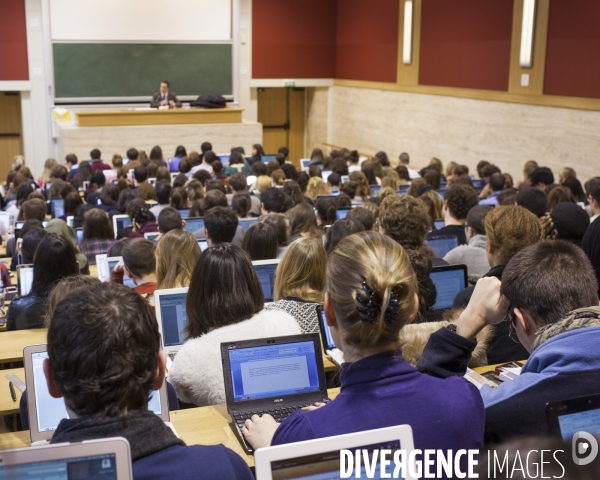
[446, 324, 458, 333]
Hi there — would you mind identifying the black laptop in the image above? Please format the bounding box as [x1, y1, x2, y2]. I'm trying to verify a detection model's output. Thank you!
[425, 234, 459, 259]
[547, 393, 600, 442]
[221, 333, 330, 453]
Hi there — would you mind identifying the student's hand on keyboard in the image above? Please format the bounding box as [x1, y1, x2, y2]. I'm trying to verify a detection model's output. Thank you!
[301, 402, 327, 412]
[241, 414, 279, 450]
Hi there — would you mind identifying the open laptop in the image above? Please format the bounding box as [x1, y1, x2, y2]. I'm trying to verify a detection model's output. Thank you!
[317, 305, 344, 366]
[341, 175, 349, 184]
[0, 437, 133, 479]
[0, 211, 10, 232]
[336, 208, 351, 220]
[252, 259, 280, 302]
[182, 217, 204, 235]
[170, 172, 179, 185]
[300, 159, 311, 171]
[112, 215, 132, 239]
[430, 264, 468, 310]
[144, 232, 161, 241]
[178, 208, 190, 219]
[221, 333, 330, 454]
[94, 256, 136, 288]
[425, 235, 458, 259]
[434, 219, 445, 230]
[255, 425, 416, 480]
[75, 228, 84, 244]
[16, 264, 34, 297]
[238, 218, 259, 233]
[66, 215, 74, 228]
[198, 240, 209, 252]
[23, 344, 172, 444]
[547, 393, 600, 442]
[154, 287, 188, 362]
[320, 170, 333, 182]
[370, 185, 381, 196]
[51, 198, 65, 219]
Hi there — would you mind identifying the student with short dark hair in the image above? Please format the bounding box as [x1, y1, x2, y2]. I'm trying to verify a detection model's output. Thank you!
[529, 167, 554, 189]
[203, 207, 239, 246]
[516, 187, 548, 217]
[428, 184, 479, 246]
[80, 208, 116, 265]
[151, 181, 172, 217]
[324, 219, 364, 254]
[45, 283, 253, 479]
[21, 198, 47, 222]
[7, 233, 79, 330]
[157, 207, 184, 234]
[241, 223, 278, 261]
[168, 244, 300, 406]
[260, 187, 286, 214]
[479, 172, 505, 207]
[90, 148, 111, 171]
[122, 238, 157, 298]
[66, 154, 78, 180]
[346, 207, 374, 231]
[550, 202, 589, 247]
[419, 239, 600, 443]
[243, 232, 484, 458]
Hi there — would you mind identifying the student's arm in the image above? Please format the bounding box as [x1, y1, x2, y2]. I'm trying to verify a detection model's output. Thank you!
[417, 277, 509, 378]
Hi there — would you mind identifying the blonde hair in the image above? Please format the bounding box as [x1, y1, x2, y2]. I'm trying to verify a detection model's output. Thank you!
[256, 175, 272, 193]
[429, 157, 443, 173]
[41, 158, 58, 183]
[306, 177, 331, 200]
[274, 237, 327, 303]
[156, 229, 201, 289]
[326, 231, 417, 348]
[420, 190, 444, 220]
[559, 167, 576, 183]
[44, 275, 101, 327]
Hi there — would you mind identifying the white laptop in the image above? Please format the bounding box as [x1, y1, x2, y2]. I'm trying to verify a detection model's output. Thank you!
[148, 177, 157, 187]
[317, 305, 344, 367]
[300, 159, 311, 171]
[0, 211, 11, 232]
[144, 232, 161, 241]
[16, 264, 34, 297]
[0, 437, 133, 479]
[94, 255, 136, 289]
[254, 425, 416, 480]
[112, 215, 132, 239]
[66, 215, 74, 228]
[23, 344, 173, 444]
[154, 288, 189, 363]
[198, 240, 209, 252]
[251, 259, 280, 302]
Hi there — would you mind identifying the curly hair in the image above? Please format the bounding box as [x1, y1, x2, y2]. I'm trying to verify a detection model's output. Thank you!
[379, 195, 430, 251]
[445, 184, 479, 220]
[406, 250, 437, 322]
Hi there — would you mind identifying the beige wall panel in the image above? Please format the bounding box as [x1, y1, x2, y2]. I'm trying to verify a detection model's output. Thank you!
[306, 87, 329, 156]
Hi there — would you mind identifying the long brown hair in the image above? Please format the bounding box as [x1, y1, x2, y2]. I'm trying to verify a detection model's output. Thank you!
[288, 203, 322, 238]
[81, 208, 114, 248]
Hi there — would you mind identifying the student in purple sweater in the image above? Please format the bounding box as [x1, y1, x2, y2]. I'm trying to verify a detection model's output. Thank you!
[243, 231, 484, 459]
[44, 283, 253, 480]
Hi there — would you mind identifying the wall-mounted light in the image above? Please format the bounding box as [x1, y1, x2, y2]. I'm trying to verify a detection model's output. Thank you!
[519, 0, 537, 68]
[403, 0, 413, 65]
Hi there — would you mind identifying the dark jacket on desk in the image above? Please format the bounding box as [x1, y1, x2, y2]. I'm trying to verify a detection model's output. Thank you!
[452, 264, 530, 364]
[150, 92, 182, 108]
[5, 294, 46, 331]
[50, 411, 253, 480]
[272, 350, 484, 467]
[416, 307, 600, 444]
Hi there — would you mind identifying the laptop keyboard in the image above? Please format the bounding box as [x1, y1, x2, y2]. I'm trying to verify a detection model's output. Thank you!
[232, 405, 311, 429]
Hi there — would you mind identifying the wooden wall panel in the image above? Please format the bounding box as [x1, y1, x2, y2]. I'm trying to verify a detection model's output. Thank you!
[419, 0, 513, 91]
[544, 0, 600, 99]
[0, 0, 29, 81]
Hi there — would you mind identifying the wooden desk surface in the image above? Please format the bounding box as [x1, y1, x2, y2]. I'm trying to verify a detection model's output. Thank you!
[0, 368, 24, 416]
[75, 108, 243, 127]
[88, 264, 98, 279]
[0, 329, 46, 364]
[0, 388, 342, 465]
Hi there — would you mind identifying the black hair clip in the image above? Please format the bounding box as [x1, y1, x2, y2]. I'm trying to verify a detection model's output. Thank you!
[356, 280, 401, 325]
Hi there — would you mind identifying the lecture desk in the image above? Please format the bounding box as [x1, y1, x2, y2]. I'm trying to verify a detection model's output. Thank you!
[0, 329, 46, 365]
[0, 368, 24, 416]
[0, 387, 342, 466]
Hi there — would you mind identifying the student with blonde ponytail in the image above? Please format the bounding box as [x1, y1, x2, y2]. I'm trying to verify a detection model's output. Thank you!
[242, 231, 484, 457]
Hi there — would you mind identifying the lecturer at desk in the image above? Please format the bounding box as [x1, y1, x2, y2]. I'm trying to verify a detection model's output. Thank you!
[151, 81, 182, 108]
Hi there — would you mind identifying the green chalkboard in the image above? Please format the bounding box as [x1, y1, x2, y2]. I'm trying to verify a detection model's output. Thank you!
[53, 43, 233, 99]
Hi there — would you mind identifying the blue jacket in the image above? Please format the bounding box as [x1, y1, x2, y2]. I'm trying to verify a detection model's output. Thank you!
[418, 325, 600, 443]
[272, 350, 484, 452]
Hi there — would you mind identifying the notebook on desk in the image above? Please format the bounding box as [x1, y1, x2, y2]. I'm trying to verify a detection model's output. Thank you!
[221, 333, 330, 454]
[430, 264, 468, 310]
[254, 425, 416, 480]
[317, 305, 344, 367]
[154, 287, 189, 363]
[252, 259, 280, 302]
[0, 437, 133, 479]
[23, 344, 172, 444]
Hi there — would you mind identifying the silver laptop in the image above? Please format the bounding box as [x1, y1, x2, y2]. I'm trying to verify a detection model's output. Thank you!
[255, 425, 416, 480]
[66, 215, 74, 228]
[238, 218, 259, 233]
[95, 255, 136, 289]
[16, 264, 34, 297]
[317, 305, 344, 367]
[112, 215, 132, 239]
[24, 344, 172, 444]
[251, 259, 280, 302]
[182, 217, 204, 235]
[154, 288, 189, 363]
[144, 232, 161, 242]
[0, 211, 11, 232]
[0, 437, 133, 479]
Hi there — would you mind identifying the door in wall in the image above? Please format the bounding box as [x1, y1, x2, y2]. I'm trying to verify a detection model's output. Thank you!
[257, 87, 305, 168]
[0, 92, 23, 182]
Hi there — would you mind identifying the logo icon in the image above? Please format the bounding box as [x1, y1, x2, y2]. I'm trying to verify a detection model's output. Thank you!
[572, 431, 599, 466]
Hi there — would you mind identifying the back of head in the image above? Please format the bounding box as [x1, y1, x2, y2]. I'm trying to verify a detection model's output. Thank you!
[547, 186, 575, 212]
[502, 240, 599, 330]
[562, 176, 586, 203]
[90, 170, 106, 187]
[228, 173, 247, 192]
[48, 283, 159, 416]
[380, 195, 430, 251]
[169, 187, 188, 210]
[530, 167, 555, 187]
[550, 202, 589, 242]
[83, 208, 114, 244]
[22, 198, 47, 222]
[275, 237, 327, 303]
[206, 179, 226, 195]
[126, 148, 138, 161]
[325, 219, 364, 254]
[261, 187, 286, 213]
[315, 196, 337, 225]
[65, 154, 78, 166]
[399, 152, 409, 165]
[346, 207, 374, 231]
[134, 165, 148, 183]
[45, 275, 102, 328]
[484, 205, 542, 265]
[122, 238, 156, 278]
[516, 187, 548, 217]
[157, 207, 182, 233]
[32, 233, 79, 297]
[497, 188, 517, 206]
[327, 231, 417, 348]
[201, 141, 212, 154]
[155, 229, 200, 289]
[185, 244, 263, 338]
[155, 181, 172, 204]
[489, 172, 505, 192]
[241, 223, 278, 261]
[51, 165, 68, 181]
[21, 228, 48, 264]
[466, 205, 493, 236]
[252, 162, 268, 177]
[582, 216, 600, 297]
[260, 214, 288, 246]
[90, 148, 101, 160]
[289, 203, 320, 237]
[204, 206, 238, 244]
[231, 192, 252, 218]
[445, 184, 479, 220]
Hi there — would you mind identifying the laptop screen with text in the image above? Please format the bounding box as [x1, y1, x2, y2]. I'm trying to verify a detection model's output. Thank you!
[0, 453, 119, 479]
[253, 262, 278, 302]
[158, 292, 188, 347]
[228, 341, 320, 403]
[425, 236, 458, 259]
[430, 267, 467, 310]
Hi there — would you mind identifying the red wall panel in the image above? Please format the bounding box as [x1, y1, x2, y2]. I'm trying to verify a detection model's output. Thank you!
[544, 0, 600, 99]
[0, 0, 29, 81]
[419, 0, 512, 91]
[335, 0, 399, 83]
[252, 0, 337, 79]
